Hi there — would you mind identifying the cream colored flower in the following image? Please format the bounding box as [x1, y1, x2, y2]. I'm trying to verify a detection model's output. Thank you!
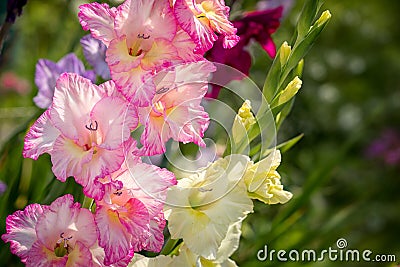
[164, 155, 253, 260]
[244, 150, 292, 204]
[171, 244, 238, 267]
[128, 254, 173, 267]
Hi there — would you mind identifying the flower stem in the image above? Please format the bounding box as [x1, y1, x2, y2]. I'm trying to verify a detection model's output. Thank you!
[82, 196, 94, 211]
[160, 237, 181, 255]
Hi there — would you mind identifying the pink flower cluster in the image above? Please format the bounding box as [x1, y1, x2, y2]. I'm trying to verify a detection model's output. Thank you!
[2, 0, 240, 266]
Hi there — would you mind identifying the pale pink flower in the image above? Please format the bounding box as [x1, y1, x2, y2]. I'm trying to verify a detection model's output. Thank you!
[79, 0, 201, 106]
[137, 61, 215, 156]
[173, 0, 239, 53]
[2, 195, 98, 267]
[94, 156, 176, 265]
[23, 73, 138, 199]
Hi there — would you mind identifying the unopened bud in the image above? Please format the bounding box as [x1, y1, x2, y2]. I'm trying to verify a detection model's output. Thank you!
[277, 76, 302, 106]
[279, 41, 291, 67]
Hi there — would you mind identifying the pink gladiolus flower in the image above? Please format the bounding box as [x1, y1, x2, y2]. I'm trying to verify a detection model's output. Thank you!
[79, 0, 201, 106]
[137, 61, 215, 156]
[173, 0, 239, 53]
[94, 156, 176, 265]
[2, 195, 98, 266]
[23, 73, 138, 199]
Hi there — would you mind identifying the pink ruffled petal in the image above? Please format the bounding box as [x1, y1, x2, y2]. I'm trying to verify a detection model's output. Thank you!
[78, 2, 117, 46]
[106, 37, 143, 73]
[115, 0, 176, 42]
[142, 211, 166, 252]
[28, 241, 67, 267]
[174, 0, 217, 53]
[91, 96, 138, 150]
[118, 198, 150, 250]
[50, 135, 92, 182]
[97, 80, 122, 98]
[79, 146, 126, 191]
[110, 67, 156, 107]
[139, 112, 170, 155]
[23, 109, 60, 160]
[166, 105, 209, 146]
[173, 29, 204, 62]
[50, 73, 105, 142]
[36, 195, 97, 250]
[119, 162, 176, 217]
[1, 204, 45, 263]
[65, 241, 94, 267]
[95, 205, 132, 265]
[223, 34, 240, 49]
[140, 39, 179, 71]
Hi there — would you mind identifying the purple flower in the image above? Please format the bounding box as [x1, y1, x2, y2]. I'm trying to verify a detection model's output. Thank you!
[206, 6, 282, 98]
[0, 181, 6, 196]
[80, 35, 111, 80]
[33, 53, 96, 109]
[366, 128, 400, 166]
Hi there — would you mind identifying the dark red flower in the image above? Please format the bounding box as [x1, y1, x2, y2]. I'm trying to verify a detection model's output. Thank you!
[206, 6, 283, 98]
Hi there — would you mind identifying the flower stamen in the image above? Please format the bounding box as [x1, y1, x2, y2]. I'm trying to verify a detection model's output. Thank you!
[85, 120, 98, 131]
[137, 33, 151, 39]
[54, 232, 73, 257]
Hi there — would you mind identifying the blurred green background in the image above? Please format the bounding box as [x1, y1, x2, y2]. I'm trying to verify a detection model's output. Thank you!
[0, 0, 399, 266]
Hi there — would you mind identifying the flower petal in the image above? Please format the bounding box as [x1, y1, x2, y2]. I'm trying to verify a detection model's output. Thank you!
[33, 59, 60, 109]
[114, 0, 176, 42]
[36, 194, 97, 250]
[50, 135, 92, 182]
[23, 109, 60, 160]
[1, 204, 45, 263]
[174, 0, 217, 53]
[91, 96, 138, 150]
[78, 2, 117, 46]
[50, 73, 105, 141]
[28, 241, 67, 267]
[66, 241, 94, 267]
[95, 205, 132, 265]
[80, 35, 111, 80]
[111, 67, 156, 106]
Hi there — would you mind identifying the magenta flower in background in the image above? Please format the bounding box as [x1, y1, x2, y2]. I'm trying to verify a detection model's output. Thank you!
[366, 128, 400, 166]
[206, 6, 282, 98]
[81, 35, 111, 80]
[33, 53, 96, 109]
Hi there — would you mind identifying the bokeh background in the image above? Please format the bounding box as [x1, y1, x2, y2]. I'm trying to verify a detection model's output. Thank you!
[0, 0, 399, 266]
